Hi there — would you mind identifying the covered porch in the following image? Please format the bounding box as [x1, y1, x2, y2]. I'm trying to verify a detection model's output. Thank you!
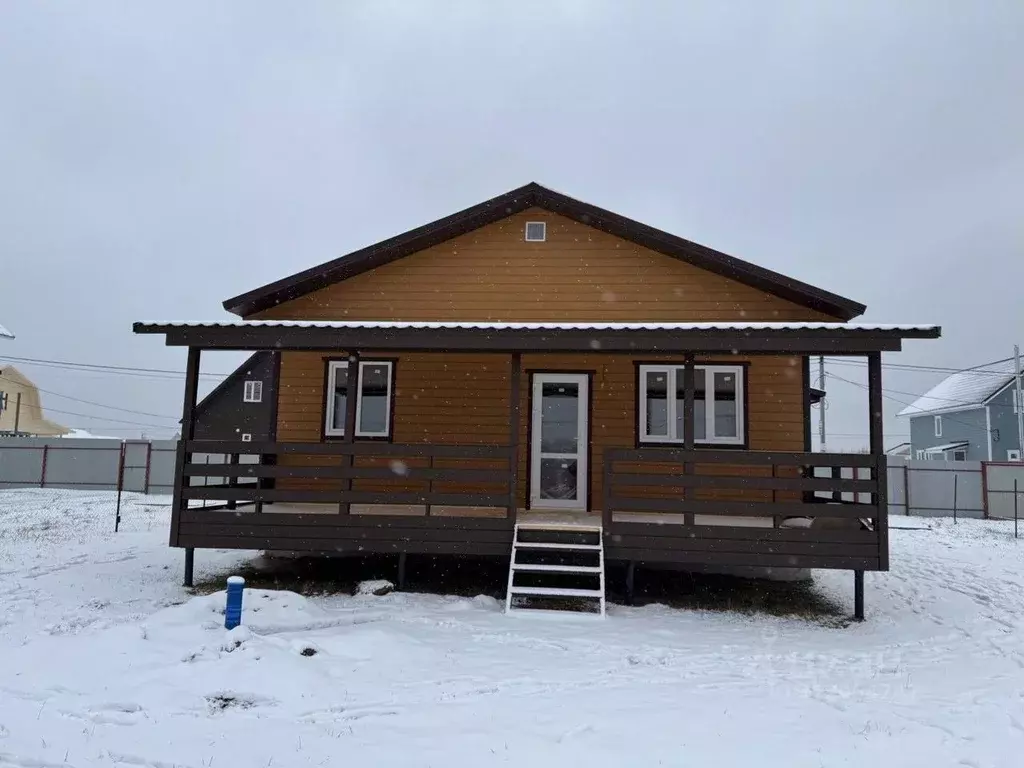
[135, 319, 938, 602]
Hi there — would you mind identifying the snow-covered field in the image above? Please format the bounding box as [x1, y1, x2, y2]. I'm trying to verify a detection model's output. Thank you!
[1, 489, 1022, 767]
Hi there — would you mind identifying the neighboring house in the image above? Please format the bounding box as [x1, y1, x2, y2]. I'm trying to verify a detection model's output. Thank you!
[897, 359, 1024, 462]
[0, 365, 69, 437]
[135, 182, 938, 617]
[193, 351, 280, 442]
[885, 442, 911, 458]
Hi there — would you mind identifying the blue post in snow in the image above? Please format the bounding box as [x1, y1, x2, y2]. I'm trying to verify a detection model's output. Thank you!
[224, 576, 245, 630]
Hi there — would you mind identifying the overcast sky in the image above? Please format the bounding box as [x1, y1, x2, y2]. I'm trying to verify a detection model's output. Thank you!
[1, 1, 1022, 447]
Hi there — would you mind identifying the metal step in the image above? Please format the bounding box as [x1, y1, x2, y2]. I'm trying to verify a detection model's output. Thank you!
[512, 541, 602, 551]
[515, 523, 603, 533]
[511, 562, 603, 574]
[508, 586, 604, 598]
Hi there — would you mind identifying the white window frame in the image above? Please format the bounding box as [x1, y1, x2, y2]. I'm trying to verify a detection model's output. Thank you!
[243, 379, 263, 403]
[952, 449, 967, 461]
[638, 364, 745, 446]
[324, 360, 393, 438]
[934, 415, 942, 437]
[524, 221, 547, 242]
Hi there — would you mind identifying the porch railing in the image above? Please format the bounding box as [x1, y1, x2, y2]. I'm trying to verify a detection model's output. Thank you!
[602, 448, 884, 527]
[178, 440, 516, 518]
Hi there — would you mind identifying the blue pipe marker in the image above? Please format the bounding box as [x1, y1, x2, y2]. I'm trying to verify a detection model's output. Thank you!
[224, 576, 245, 630]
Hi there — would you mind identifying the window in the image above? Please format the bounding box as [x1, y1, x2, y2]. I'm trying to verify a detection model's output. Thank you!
[324, 360, 394, 438]
[243, 380, 263, 403]
[934, 415, 942, 437]
[1014, 390, 1021, 415]
[952, 449, 967, 461]
[525, 221, 546, 242]
[639, 364, 744, 445]
[1008, 450, 1021, 462]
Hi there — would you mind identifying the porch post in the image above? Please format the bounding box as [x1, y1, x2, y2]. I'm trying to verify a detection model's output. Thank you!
[867, 351, 888, 571]
[339, 352, 359, 516]
[171, 347, 201, 549]
[507, 353, 521, 524]
[682, 353, 696, 526]
[854, 570, 864, 621]
[172, 346, 201, 586]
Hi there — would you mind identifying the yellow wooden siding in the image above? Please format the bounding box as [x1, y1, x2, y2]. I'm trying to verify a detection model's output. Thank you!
[274, 351, 805, 506]
[255, 209, 834, 323]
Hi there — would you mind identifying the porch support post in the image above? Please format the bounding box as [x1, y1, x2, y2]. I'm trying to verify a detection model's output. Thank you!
[854, 570, 864, 621]
[339, 352, 359, 516]
[867, 351, 888, 571]
[397, 552, 407, 590]
[625, 561, 636, 606]
[507, 353, 521, 525]
[171, 346, 201, 549]
[682, 354, 696, 526]
[184, 548, 195, 588]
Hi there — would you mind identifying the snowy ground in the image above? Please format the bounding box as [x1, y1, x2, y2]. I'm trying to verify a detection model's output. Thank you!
[1, 489, 1022, 767]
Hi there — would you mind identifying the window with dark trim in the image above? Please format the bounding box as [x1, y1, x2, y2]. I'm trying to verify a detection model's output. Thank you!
[639, 364, 744, 445]
[324, 360, 393, 438]
[243, 380, 263, 403]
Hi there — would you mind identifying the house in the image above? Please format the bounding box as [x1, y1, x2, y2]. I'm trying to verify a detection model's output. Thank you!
[193, 351, 280, 442]
[898, 359, 1024, 462]
[0, 365, 69, 437]
[135, 182, 939, 618]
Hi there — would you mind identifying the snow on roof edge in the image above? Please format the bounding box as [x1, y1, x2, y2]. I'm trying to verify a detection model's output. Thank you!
[138, 320, 939, 332]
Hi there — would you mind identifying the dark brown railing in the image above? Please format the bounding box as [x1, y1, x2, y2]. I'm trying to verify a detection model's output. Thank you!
[603, 448, 883, 528]
[178, 440, 515, 519]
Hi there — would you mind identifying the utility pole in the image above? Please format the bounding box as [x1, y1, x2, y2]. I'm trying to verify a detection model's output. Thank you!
[818, 355, 827, 452]
[13, 392, 21, 436]
[1015, 345, 1023, 461]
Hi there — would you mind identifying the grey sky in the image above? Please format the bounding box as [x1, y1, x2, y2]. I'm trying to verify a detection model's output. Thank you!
[1, 1, 1022, 446]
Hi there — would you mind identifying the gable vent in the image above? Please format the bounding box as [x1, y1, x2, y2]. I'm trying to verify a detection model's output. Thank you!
[525, 221, 546, 242]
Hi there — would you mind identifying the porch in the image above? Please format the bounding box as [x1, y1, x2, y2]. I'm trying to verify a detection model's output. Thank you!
[134, 319, 939, 603]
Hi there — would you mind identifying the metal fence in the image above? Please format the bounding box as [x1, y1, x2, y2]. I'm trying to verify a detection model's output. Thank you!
[0, 438, 178, 493]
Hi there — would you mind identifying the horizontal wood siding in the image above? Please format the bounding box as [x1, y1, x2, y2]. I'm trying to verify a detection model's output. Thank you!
[274, 351, 805, 507]
[254, 209, 834, 324]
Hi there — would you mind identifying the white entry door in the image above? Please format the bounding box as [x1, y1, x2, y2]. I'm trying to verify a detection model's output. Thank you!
[530, 373, 589, 510]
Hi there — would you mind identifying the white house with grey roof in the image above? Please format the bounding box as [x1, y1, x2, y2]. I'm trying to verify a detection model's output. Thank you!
[898, 359, 1024, 462]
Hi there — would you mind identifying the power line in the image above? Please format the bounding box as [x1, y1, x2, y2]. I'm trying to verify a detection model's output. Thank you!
[825, 356, 1015, 377]
[0, 354, 230, 379]
[0, 373, 178, 422]
[5, 396, 177, 430]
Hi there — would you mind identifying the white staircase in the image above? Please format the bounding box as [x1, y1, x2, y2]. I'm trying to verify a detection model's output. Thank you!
[505, 523, 606, 616]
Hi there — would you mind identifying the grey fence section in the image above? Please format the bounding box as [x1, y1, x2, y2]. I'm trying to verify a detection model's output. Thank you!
[983, 463, 1024, 520]
[888, 457, 986, 518]
[0, 437, 180, 494]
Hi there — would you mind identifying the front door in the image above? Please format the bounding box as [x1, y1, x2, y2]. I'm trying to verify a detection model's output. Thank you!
[530, 373, 589, 510]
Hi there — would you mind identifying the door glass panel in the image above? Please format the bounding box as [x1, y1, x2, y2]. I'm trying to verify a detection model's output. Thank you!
[331, 367, 349, 431]
[359, 363, 390, 434]
[645, 371, 668, 437]
[540, 382, 579, 453]
[540, 458, 578, 500]
[713, 371, 738, 438]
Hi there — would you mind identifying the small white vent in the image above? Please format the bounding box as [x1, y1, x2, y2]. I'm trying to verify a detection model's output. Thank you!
[241, 433, 252, 442]
[525, 221, 546, 242]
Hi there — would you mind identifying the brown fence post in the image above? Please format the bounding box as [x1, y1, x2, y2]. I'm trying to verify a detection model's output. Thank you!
[952, 473, 958, 524]
[903, 461, 911, 516]
[144, 441, 152, 495]
[981, 462, 990, 519]
[115, 442, 126, 533]
[39, 445, 48, 488]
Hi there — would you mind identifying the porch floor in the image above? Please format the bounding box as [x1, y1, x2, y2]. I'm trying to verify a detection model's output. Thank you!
[190, 502, 782, 529]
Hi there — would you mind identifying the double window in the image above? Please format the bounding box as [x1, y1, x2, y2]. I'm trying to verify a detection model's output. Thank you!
[243, 380, 263, 403]
[639, 364, 745, 445]
[324, 360, 394, 438]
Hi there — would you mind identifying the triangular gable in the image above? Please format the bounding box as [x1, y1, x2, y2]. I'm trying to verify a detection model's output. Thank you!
[224, 183, 865, 320]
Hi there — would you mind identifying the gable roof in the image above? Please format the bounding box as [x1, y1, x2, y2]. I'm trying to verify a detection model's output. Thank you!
[0, 322, 12, 339]
[223, 183, 867, 320]
[897, 358, 1021, 417]
[194, 351, 276, 416]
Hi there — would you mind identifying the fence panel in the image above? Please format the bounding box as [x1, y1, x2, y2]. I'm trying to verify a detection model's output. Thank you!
[887, 458, 984, 518]
[983, 462, 1024, 520]
[0, 442, 46, 488]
